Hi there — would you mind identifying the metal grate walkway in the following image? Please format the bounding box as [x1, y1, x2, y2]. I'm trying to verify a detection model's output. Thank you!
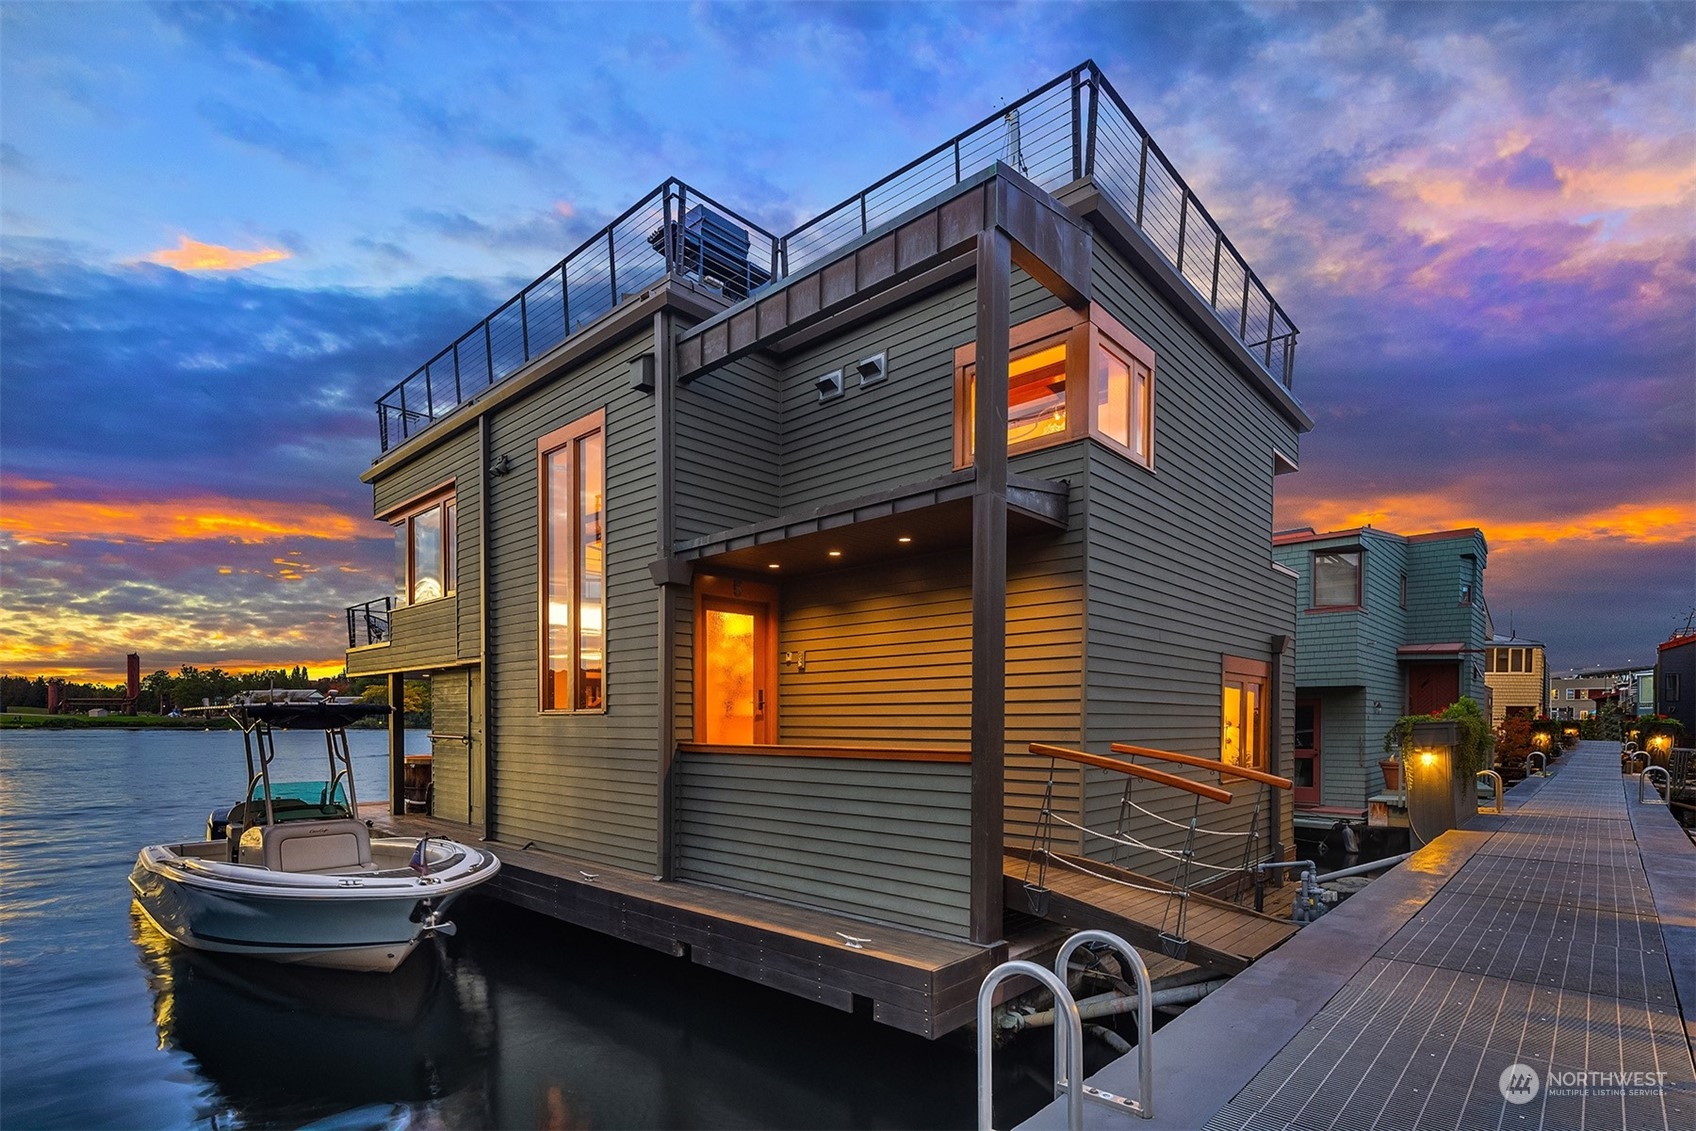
[1018, 741, 1695, 1130]
[1199, 744, 1693, 1131]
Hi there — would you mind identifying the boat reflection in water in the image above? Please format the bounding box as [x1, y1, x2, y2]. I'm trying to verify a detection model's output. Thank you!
[131, 904, 494, 1126]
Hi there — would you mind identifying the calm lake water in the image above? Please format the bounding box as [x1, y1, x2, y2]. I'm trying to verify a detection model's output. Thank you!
[0, 729, 1081, 1129]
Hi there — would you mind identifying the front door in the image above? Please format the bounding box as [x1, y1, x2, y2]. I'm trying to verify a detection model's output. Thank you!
[695, 577, 777, 744]
[1293, 698, 1320, 806]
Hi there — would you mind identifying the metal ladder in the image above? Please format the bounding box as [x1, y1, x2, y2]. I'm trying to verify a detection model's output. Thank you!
[976, 929, 1154, 1130]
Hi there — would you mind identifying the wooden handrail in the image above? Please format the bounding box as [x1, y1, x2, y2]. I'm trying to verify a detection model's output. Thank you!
[1029, 743, 1233, 805]
[1110, 742, 1294, 790]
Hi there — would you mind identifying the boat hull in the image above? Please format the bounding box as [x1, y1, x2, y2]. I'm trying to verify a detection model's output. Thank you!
[129, 837, 499, 973]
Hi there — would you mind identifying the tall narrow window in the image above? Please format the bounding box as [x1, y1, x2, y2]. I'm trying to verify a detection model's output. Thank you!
[541, 411, 606, 712]
[1223, 656, 1269, 771]
[389, 490, 456, 607]
[1311, 550, 1361, 608]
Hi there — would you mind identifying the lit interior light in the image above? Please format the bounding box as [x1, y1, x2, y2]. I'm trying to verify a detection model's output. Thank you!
[897, 536, 912, 544]
[828, 550, 842, 558]
[767, 563, 780, 570]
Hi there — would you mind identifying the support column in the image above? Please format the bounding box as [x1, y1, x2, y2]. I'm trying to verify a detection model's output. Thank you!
[970, 228, 1011, 944]
[653, 309, 680, 880]
[387, 671, 406, 818]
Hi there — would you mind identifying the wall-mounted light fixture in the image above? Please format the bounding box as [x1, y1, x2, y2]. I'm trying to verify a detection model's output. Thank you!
[780, 650, 807, 672]
[628, 353, 655, 393]
[856, 351, 887, 387]
[816, 369, 844, 402]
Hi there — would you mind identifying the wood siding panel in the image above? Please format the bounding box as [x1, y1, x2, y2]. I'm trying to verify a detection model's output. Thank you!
[674, 354, 782, 540]
[376, 597, 459, 672]
[775, 273, 1061, 513]
[1078, 241, 1300, 874]
[674, 752, 972, 936]
[482, 334, 662, 872]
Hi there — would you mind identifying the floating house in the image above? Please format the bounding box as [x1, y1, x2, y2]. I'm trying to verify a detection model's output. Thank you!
[346, 62, 1310, 1034]
[1482, 634, 1549, 726]
[1270, 526, 1490, 819]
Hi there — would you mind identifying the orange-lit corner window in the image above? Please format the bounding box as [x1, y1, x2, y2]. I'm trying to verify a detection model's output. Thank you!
[954, 303, 1155, 470]
[540, 410, 606, 713]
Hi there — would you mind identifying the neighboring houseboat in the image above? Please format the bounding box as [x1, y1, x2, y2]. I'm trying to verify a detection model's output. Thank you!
[1483, 634, 1550, 726]
[1270, 526, 1490, 822]
[346, 62, 1311, 1035]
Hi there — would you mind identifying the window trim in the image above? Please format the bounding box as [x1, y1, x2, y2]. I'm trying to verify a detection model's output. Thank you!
[381, 482, 456, 609]
[538, 409, 607, 715]
[1309, 547, 1363, 611]
[1222, 655, 1270, 773]
[951, 302, 1155, 471]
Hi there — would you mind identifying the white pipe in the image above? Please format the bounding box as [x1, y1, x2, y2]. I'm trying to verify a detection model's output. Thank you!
[1312, 852, 1412, 884]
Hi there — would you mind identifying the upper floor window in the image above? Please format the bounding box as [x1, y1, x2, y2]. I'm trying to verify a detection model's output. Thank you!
[392, 492, 455, 607]
[1311, 550, 1361, 609]
[540, 410, 605, 713]
[1664, 673, 1681, 702]
[953, 303, 1154, 470]
[1398, 572, 1408, 608]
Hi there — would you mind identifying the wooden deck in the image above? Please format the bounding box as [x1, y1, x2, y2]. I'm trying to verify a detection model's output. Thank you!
[367, 807, 1056, 1038]
[1004, 851, 1299, 974]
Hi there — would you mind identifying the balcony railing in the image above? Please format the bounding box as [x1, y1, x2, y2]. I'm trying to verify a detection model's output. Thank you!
[346, 596, 392, 648]
[374, 60, 1296, 453]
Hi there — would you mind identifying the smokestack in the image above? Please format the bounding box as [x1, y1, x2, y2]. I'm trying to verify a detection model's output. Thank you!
[47, 680, 62, 714]
[127, 653, 141, 700]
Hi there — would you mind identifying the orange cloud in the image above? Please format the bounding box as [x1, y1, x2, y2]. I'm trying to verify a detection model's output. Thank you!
[1279, 493, 1694, 548]
[0, 495, 367, 544]
[144, 236, 290, 272]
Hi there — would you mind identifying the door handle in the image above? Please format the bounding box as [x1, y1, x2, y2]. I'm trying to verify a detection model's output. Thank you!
[757, 689, 766, 715]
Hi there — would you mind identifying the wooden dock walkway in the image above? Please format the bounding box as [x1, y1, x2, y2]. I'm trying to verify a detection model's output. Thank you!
[1018, 740, 1696, 1130]
[1004, 851, 1299, 974]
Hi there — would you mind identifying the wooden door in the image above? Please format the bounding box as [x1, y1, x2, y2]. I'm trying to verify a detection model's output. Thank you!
[694, 577, 777, 744]
[1407, 664, 1460, 716]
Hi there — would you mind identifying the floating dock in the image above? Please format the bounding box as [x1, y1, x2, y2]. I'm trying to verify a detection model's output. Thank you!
[1018, 740, 1696, 1129]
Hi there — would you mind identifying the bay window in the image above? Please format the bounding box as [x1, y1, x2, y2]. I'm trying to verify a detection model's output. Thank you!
[540, 410, 606, 712]
[953, 302, 1155, 469]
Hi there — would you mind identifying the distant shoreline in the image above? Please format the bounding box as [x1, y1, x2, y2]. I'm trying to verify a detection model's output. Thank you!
[0, 712, 240, 730]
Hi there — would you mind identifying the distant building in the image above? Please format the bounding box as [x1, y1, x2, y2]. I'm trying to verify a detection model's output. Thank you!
[1548, 665, 1653, 720]
[1483, 635, 1548, 726]
[1656, 631, 1696, 737]
[1271, 526, 1490, 814]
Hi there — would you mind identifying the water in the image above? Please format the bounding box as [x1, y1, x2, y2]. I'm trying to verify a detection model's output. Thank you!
[0, 730, 1074, 1129]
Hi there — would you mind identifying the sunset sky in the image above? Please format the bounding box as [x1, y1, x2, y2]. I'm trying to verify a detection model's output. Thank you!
[2, 1, 1692, 683]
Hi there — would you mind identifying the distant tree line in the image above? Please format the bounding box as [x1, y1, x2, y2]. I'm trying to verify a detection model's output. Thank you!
[0, 667, 426, 728]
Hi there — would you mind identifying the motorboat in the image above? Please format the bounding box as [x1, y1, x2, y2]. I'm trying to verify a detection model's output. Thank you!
[130, 692, 500, 973]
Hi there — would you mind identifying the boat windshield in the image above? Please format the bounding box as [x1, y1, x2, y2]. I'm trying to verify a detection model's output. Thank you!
[248, 780, 353, 821]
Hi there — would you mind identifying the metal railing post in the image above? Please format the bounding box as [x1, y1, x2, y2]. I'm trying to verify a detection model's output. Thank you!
[607, 228, 618, 303]
[520, 290, 530, 361]
[1640, 765, 1670, 804]
[1070, 71, 1083, 181]
[1176, 195, 1188, 275]
[483, 322, 494, 388]
[1083, 74, 1099, 178]
[1135, 135, 1149, 226]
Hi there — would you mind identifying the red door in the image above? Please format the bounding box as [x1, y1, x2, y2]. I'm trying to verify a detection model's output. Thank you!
[1293, 699, 1320, 805]
[1407, 664, 1461, 716]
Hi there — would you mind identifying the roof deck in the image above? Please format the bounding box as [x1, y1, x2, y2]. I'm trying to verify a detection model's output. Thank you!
[373, 61, 1299, 454]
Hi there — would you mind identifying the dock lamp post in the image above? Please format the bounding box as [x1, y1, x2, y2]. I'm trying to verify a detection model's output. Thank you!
[1406, 720, 1461, 849]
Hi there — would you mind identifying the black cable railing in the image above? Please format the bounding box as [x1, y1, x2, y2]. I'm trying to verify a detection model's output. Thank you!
[345, 596, 393, 648]
[373, 61, 1296, 453]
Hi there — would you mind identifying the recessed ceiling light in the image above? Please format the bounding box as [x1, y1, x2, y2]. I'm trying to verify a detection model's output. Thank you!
[767, 563, 781, 570]
[897, 536, 912, 544]
[828, 550, 842, 558]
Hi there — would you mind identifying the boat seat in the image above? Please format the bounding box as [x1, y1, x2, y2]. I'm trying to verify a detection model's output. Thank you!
[260, 819, 374, 874]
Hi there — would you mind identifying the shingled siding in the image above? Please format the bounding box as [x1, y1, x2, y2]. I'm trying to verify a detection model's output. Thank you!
[1405, 532, 1491, 703]
[1078, 238, 1300, 876]
[674, 751, 972, 937]
[481, 333, 664, 872]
